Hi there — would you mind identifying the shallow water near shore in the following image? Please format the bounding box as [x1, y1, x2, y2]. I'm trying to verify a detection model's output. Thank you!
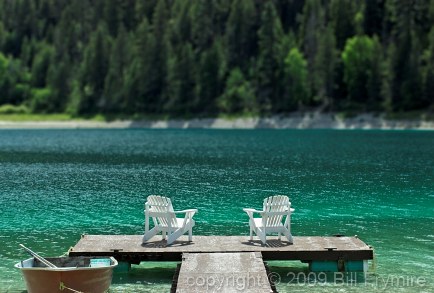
[0, 129, 433, 292]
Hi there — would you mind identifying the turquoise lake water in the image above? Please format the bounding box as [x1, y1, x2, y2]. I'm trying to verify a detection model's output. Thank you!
[0, 129, 433, 292]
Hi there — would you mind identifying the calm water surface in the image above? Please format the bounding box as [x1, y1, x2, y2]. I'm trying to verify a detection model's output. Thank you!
[0, 129, 433, 292]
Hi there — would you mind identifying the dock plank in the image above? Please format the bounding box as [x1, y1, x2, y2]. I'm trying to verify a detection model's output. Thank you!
[69, 235, 373, 262]
[175, 252, 273, 293]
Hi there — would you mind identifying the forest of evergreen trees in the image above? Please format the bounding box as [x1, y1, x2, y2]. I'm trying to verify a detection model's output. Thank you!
[0, 0, 433, 117]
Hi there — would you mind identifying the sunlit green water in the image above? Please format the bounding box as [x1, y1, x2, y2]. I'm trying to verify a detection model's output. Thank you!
[0, 129, 432, 292]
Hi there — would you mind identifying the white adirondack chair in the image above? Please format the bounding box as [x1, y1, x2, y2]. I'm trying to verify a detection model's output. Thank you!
[143, 195, 197, 245]
[243, 195, 294, 244]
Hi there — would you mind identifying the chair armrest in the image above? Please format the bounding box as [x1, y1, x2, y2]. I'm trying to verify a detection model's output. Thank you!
[174, 209, 198, 222]
[290, 208, 295, 212]
[174, 209, 198, 214]
[243, 208, 264, 215]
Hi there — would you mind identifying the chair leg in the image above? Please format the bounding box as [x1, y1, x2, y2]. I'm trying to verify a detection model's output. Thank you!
[286, 233, 293, 244]
[259, 233, 267, 245]
[167, 228, 184, 245]
[188, 227, 192, 241]
[278, 232, 281, 241]
[250, 228, 253, 240]
[145, 216, 150, 234]
[143, 227, 158, 243]
[162, 231, 166, 240]
[167, 233, 174, 245]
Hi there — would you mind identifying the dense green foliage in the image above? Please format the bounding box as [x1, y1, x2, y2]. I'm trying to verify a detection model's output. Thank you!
[0, 0, 433, 116]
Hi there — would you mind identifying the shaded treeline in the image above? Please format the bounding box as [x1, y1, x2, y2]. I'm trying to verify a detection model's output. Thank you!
[0, 0, 433, 116]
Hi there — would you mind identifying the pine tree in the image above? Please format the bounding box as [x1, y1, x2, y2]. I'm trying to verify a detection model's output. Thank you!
[275, 0, 305, 31]
[104, 25, 131, 113]
[283, 48, 310, 111]
[0, 53, 31, 106]
[75, 24, 110, 114]
[52, 1, 94, 61]
[226, 0, 257, 70]
[190, 0, 215, 53]
[256, 0, 284, 112]
[0, 22, 5, 50]
[387, 0, 425, 110]
[135, 0, 158, 24]
[218, 67, 256, 114]
[342, 35, 382, 110]
[31, 42, 54, 88]
[120, 0, 137, 31]
[313, 25, 337, 107]
[363, 0, 386, 37]
[104, 0, 120, 37]
[0, 53, 12, 104]
[149, 0, 169, 111]
[422, 31, 434, 108]
[329, 0, 357, 50]
[166, 42, 196, 114]
[125, 17, 156, 113]
[298, 0, 325, 102]
[9, 0, 37, 56]
[169, 0, 192, 46]
[196, 39, 225, 114]
[421, 1, 434, 108]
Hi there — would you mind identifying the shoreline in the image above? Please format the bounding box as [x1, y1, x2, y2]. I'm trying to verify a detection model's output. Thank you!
[0, 113, 434, 130]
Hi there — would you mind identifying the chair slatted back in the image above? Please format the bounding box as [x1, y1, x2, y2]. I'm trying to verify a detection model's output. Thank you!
[262, 195, 290, 227]
[146, 195, 177, 228]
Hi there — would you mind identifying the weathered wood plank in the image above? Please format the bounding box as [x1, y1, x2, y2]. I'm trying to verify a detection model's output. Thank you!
[69, 235, 373, 262]
[175, 252, 273, 293]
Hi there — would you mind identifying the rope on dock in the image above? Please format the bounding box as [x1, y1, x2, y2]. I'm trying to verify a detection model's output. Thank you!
[59, 282, 84, 293]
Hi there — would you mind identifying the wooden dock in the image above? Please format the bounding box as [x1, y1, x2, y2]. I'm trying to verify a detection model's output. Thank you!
[70, 235, 372, 292]
[175, 252, 274, 293]
[69, 235, 373, 263]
